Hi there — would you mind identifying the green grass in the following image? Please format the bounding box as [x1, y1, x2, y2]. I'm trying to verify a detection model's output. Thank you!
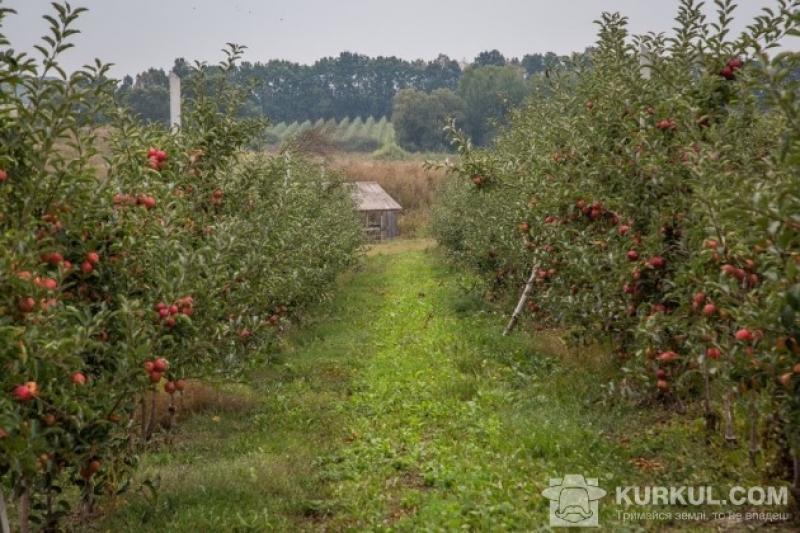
[99, 243, 783, 531]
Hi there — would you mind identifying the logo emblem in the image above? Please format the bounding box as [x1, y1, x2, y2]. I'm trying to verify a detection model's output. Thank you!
[541, 474, 607, 527]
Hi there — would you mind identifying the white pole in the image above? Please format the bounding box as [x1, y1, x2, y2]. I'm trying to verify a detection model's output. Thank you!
[639, 42, 651, 80]
[169, 72, 181, 131]
[639, 43, 650, 131]
[503, 262, 539, 336]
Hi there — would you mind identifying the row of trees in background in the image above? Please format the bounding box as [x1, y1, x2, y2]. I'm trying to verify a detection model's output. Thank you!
[260, 61, 531, 155]
[265, 116, 395, 153]
[392, 65, 530, 151]
[117, 50, 570, 150]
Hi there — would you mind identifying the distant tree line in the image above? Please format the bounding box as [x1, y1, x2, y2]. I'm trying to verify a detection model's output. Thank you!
[116, 49, 572, 150]
[393, 50, 571, 150]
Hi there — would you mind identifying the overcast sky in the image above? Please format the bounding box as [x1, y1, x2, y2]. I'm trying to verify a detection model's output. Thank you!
[4, 0, 798, 78]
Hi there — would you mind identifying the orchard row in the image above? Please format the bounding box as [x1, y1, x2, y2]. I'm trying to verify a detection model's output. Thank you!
[0, 4, 361, 530]
[434, 0, 800, 498]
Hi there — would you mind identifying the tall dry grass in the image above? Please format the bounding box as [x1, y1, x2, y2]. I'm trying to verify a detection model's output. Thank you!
[136, 379, 258, 432]
[331, 154, 452, 237]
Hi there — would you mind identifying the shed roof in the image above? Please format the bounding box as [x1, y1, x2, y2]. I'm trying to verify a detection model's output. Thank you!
[351, 181, 402, 211]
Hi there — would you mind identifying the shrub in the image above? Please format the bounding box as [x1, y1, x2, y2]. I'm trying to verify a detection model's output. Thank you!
[336, 135, 382, 153]
[371, 142, 409, 161]
[392, 89, 465, 152]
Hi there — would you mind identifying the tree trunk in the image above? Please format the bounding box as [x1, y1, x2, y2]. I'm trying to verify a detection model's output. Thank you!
[166, 393, 177, 444]
[80, 483, 94, 525]
[126, 407, 136, 453]
[748, 397, 760, 466]
[723, 389, 738, 447]
[19, 484, 30, 533]
[45, 484, 53, 533]
[0, 487, 10, 533]
[792, 448, 800, 507]
[145, 388, 158, 441]
[701, 354, 718, 440]
[503, 263, 538, 336]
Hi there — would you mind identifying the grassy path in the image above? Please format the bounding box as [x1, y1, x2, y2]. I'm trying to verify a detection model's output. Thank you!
[102, 243, 765, 531]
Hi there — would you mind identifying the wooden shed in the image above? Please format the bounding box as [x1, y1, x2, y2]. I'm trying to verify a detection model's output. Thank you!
[351, 181, 402, 241]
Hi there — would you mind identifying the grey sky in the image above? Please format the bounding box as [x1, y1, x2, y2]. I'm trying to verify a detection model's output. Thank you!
[4, 0, 798, 78]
